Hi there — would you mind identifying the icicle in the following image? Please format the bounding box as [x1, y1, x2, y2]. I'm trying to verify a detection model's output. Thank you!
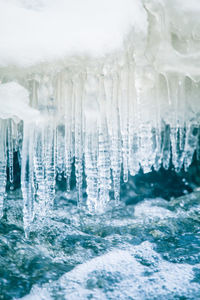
[128, 63, 141, 176]
[165, 74, 186, 171]
[139, 124, 154, 173]
[44, 124, 56, 212]
[134, 66, 155, 173]
[134, 67, 145, 172]
[184, 123, 199, 170]
[119, 61, 129, 182]
[127, 59, 139, 176]
[56, 124, 65, 180]
[162, 124, 171, 170]
[108, 73, 121, 203]
[7, 119, 14, 190]
[33, 125, 46, 216]
[85, 129, 98, 211]
[178, 77, 186, 163]
[97, 75, 111, 211]
[74, 73, 85, 205]
[0, 120, 7, 218]
[85, 132, 98, 210]
[1, 29, 200, 220]
[21, 123, 35, 235]
[183, 79, 200, 170]
[153, 74, 162, 171]
[84, 74, 99, 211]
[32, 121, 56, 219]
[55, 73, 67, 181]
[64, 78, 73, 193]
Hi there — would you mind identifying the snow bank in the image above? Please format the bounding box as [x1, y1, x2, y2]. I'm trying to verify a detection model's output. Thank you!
[0, 0, 147, 67]
[0, 82, 39, 122]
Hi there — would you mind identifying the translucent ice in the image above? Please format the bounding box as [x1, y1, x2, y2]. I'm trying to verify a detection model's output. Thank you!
[0, 0, 200, 230]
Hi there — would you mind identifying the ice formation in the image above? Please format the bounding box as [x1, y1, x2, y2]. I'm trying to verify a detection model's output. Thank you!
[0, 0, 200, 230]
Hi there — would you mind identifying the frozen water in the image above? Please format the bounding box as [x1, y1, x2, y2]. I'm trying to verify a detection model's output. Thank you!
[0, 0, 200, 228]
[0, 82, 39, 122]
[0, 0, 147, 66]
[0, 0, 200, 230]
[0, 1, 200, 299]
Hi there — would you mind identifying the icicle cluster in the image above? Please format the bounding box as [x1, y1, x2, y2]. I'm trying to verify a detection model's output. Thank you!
[0, 0, 200, 231]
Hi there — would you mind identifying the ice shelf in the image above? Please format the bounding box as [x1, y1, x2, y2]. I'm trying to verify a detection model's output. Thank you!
[0, 0, 200, 231]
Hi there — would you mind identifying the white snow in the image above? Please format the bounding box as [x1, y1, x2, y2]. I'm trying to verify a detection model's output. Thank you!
[0, 82, 39, 122]
[0, 0, 147, 67]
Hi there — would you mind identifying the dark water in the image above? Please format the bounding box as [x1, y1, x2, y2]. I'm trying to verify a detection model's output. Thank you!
[0, 178, 200, 299]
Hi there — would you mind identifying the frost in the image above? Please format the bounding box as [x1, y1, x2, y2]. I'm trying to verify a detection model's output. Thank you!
[0, 0, 200, 230]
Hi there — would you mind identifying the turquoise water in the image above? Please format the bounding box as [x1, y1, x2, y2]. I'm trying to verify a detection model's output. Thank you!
[0, 175, 200, 299]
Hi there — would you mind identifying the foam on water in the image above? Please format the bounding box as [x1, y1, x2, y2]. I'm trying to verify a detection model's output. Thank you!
[0, 187, 200, 299]
[20, 241, 200, 300]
